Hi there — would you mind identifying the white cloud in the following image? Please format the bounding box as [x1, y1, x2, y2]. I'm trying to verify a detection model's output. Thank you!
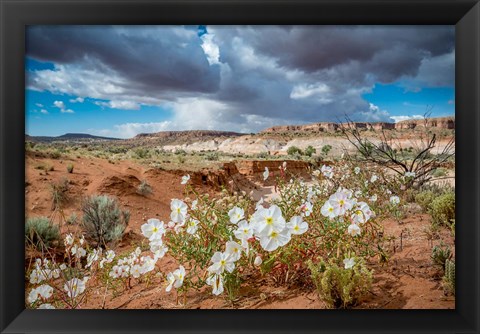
[53, 100, 65, 109]
[95, 100, 140, 110]
[39, 109, 49, 114]
[53, 100, 74, 113]
[35, 103, 44, 108]
[290, 83, 331, 103]
[69, 97, 84, 103]
[201, 33, 220, 65]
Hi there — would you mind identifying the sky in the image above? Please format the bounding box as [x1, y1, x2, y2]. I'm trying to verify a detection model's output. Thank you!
[25, 25, 455, 138]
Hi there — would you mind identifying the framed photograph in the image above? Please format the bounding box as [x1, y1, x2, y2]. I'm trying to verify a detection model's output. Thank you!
[1, 0, 479, 333]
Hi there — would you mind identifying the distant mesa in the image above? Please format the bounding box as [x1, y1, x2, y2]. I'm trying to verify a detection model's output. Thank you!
[133, 130, 244, 139]
[260, 117, 455, 134]
[25, 133, 120, 142]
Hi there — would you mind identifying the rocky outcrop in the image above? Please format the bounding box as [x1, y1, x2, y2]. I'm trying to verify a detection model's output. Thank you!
[394, 117, 455, 130]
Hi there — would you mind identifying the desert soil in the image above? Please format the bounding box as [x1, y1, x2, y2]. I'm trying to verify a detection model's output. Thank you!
[25, 152, 455, 309]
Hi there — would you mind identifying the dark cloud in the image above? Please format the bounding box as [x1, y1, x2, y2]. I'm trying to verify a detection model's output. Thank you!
[26, 25, 455, 132]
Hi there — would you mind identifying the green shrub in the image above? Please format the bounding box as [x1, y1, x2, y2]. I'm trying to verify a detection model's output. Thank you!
[137, 180, 153, 196]
[429, 191, 455, 227]
[432, 167, 448, 178]
[304, 145, 317, 157]
[25, 217, 61, 249]
[321, 144, 332, 156]
[414, 190, 436, 211]
[287, 146, 303, 156]
[81, 195, 130, 246]
[443, 259, 455, 295]
[66, 163, 74, 173]
[431, 242, 452, 269]
[205, 152, 219, 161]
[132, 148, 150, 159]
[307, 259, 372, 308]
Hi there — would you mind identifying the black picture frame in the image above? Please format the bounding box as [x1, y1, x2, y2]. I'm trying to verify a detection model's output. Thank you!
[1, 0, 479, 333]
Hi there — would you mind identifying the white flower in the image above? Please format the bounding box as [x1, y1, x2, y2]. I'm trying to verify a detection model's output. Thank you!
[151, 243, 168, 260]
[404, 171, 416, 178]
[386, 189, 392, 195]
[370, 175, 378, 183]
[263, 167, 269, 181]
[233, 220, 253, 241]
[186, 219, 199, 235]
[286, 216, 308, 235]
[208, 252, 235, 274]
[191, 200, 198, 210]
[225, 241, 243, 262]
[86, 248, 102, 268]
[38, 303, 55, 309]
[321, 165, 334, 178]
[130, 264, 142, 278]
[321, 200, 338, 219]
[64, 233, 74, 247]
[255, 197, 264, 210]
[28, 284, 53, 304]
[343, 258, 355, 269]
[29, 269, 43, 284]
[347, 223, 361, 236]
[300, 201, 313, 217]
[181, 174, 190, 185]
[282, 161, 287, 170]
[79, 235, 85, 245]
[141, 219, 166, 241]
[328, 189, 354, 216]
[390, 195, 400, 205]
[140, 256, 157, 274]
[165, 266, 186, 292]
[206, 273, 224, 296]
[259, 228, 291, 252]
[70, 245, 86, 259]
[351, 202, 372, 224]
[369, 194, 377, 202]
[228, 206, 245, 224]
[170, 199, 188, 223]
[354, 167, 361, 174]
[251, 205, 286, 237]
[254, 255, 263, 267]
[64, 277, 87, 298]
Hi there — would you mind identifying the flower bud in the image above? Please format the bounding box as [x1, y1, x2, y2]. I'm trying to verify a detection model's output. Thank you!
[254, 256, 262, 267]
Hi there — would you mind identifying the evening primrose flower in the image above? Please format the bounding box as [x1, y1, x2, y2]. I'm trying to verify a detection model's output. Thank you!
[131, 264, 142, 278]
[347, 223, 361, 236]
[328, 190, 354, 216]
[86, 248, 102, 268]
[64, 233, 74, 247]
[28, 284, 53, 304]
[141, 219, 166, 241]
[351, 202, 372, 224]
[233, 220, 253, 241]
[369, 194, 378, 202]
[165, 266, 186, 292]
[321, 165, 333, 178]
[170, 199, 188, 223]
[255, 197, 264, 210]
[321, 200, 338, 219]
[186, 219, 199, 235]
[225, 241, 243, 261]
[191, 200, 198, 210]
[343, 257, 355, 269]
[228, 206, 245, 224]
[300, 201, 313, 217]
[286, 216, 308, 235]
[206, 273, 224, 296]
[354, 167, 361, 174]
[151, 243, 168, 260]
[370, 175, 378, 183]
[404, 171, 416, 178]
[208, 252, 235, 274]
[254, 255, 263, 266]
[251, 205, 286, 237]
[64, 277, 88, 298]
[263, 167, 269, 181]
[70, 245, 86, 259]
[181, 174, 190, 185]
[259, 227, 291, 252]
[390, 195, 400, 205]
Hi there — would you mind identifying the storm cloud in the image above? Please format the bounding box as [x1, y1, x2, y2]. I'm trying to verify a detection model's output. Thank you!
[26, 25, 455, 135]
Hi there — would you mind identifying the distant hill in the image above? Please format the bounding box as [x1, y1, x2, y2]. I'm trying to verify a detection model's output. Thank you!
[130, 130, 244, 146]
[25, 133, 120, 143]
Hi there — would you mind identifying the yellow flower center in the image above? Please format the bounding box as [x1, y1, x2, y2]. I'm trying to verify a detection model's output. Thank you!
[153, 227, 158, 233]
[328, 207, 333, 212]
[271, 231, 278, 238]
[294, 226, 299, 231]
[177, 208, 181, 214]
[220, 260, 226, 266]
[266, 217, 273, 225]
[339, 200, 345, 206]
